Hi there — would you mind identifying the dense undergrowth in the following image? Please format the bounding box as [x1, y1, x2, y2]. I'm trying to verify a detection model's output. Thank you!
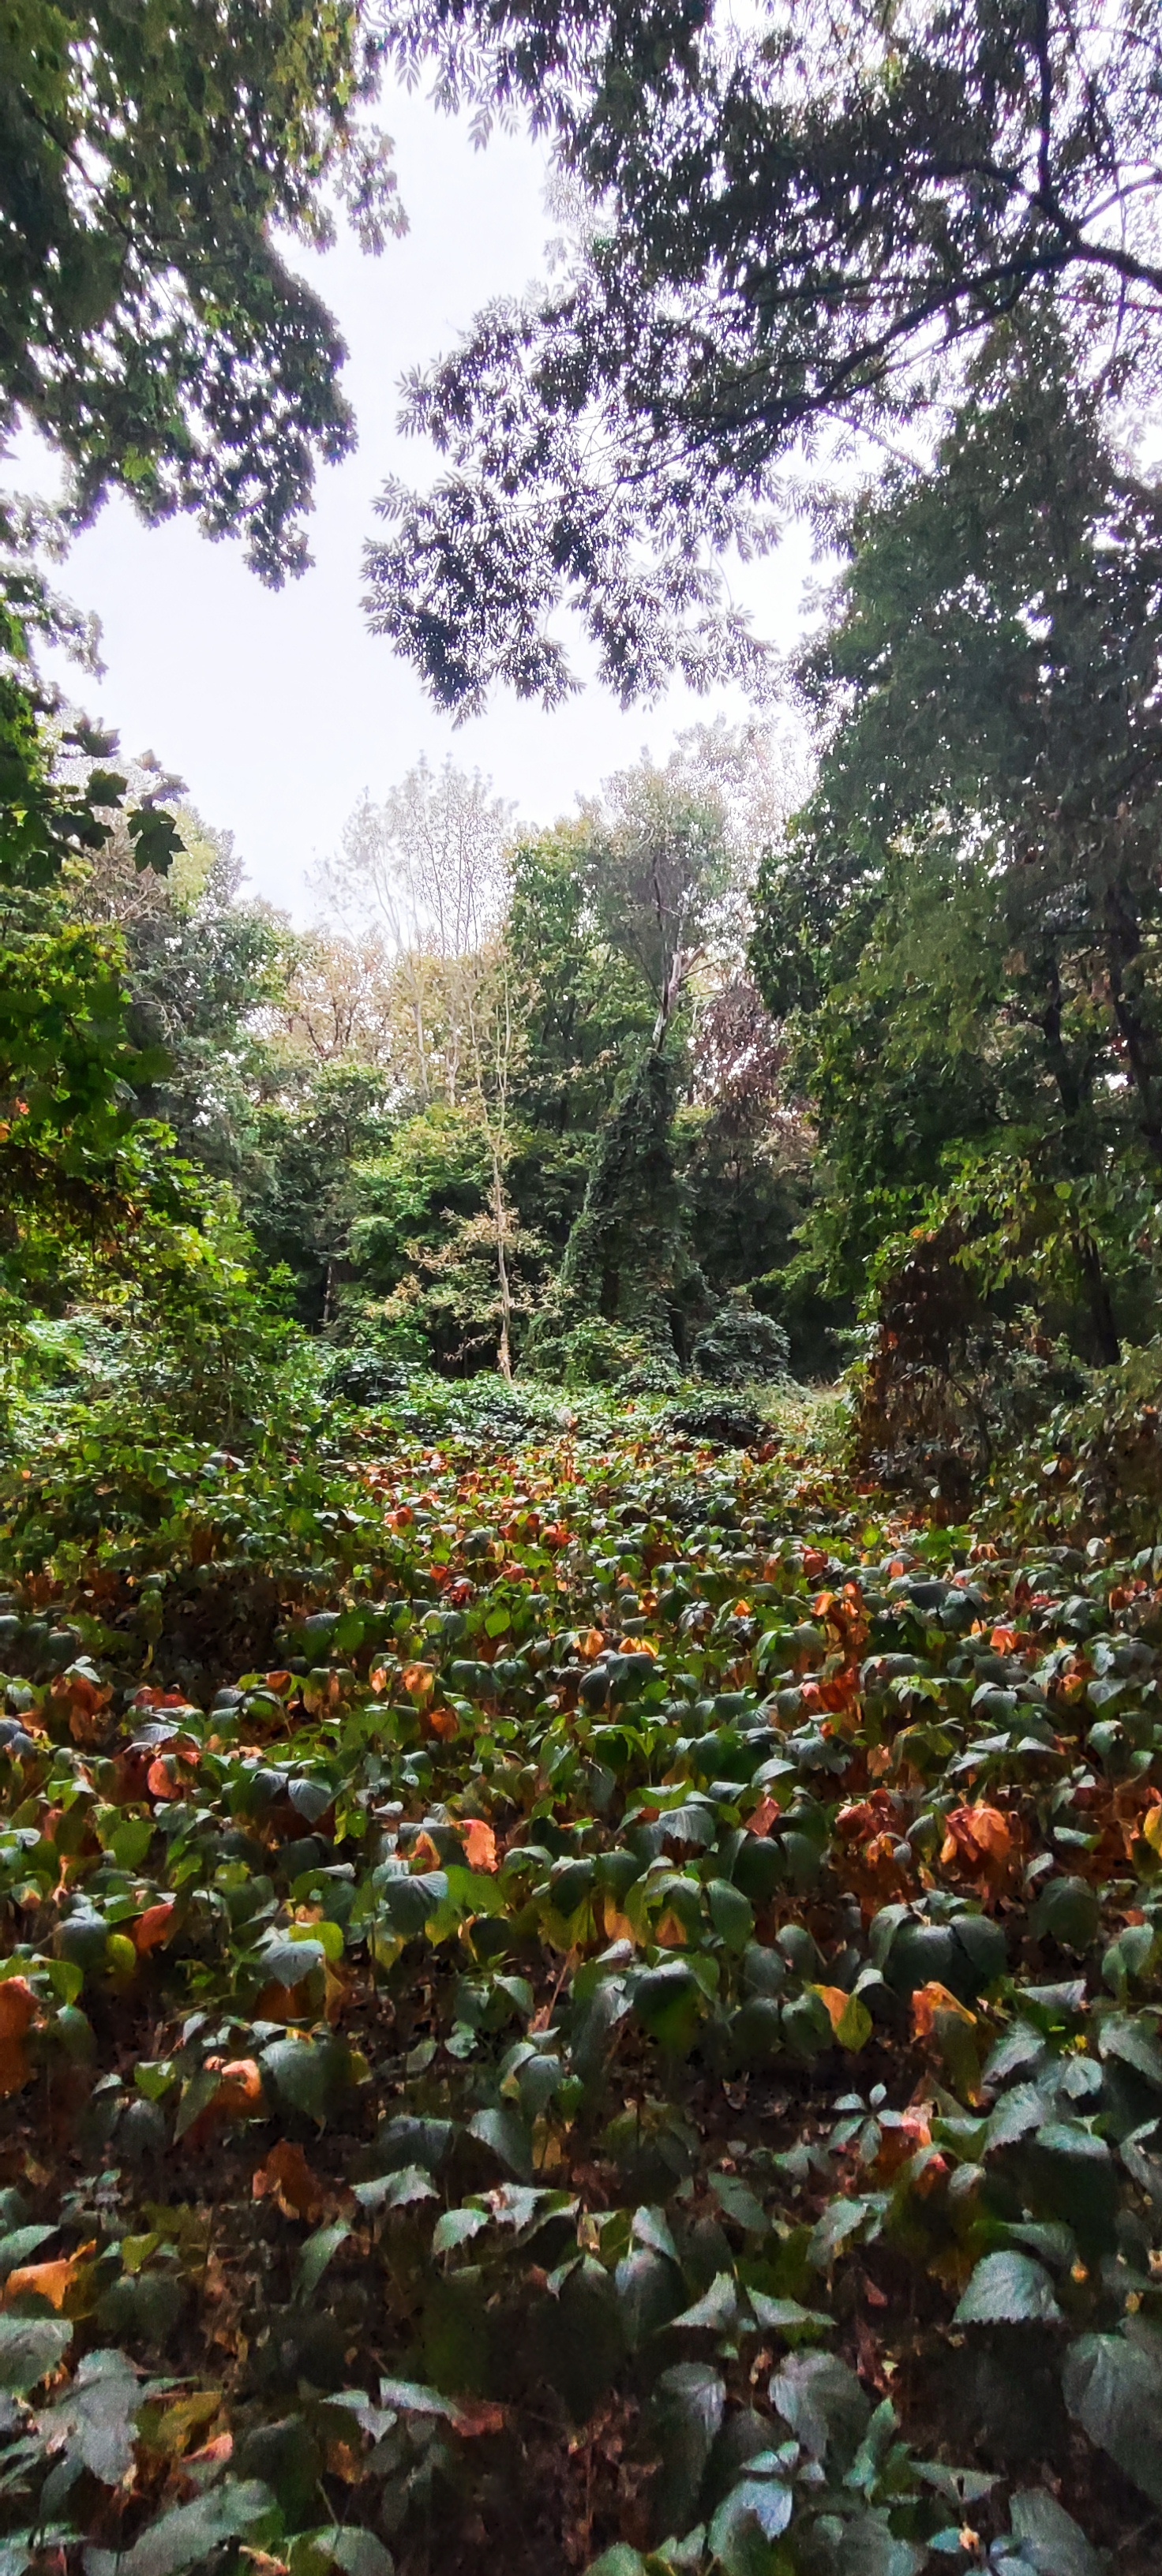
[0, 1389, 1160, 2576]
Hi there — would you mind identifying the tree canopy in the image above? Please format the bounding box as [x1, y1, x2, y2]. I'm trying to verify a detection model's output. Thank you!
[368, 0, 1162, 708]
[2, 0, 403, 582]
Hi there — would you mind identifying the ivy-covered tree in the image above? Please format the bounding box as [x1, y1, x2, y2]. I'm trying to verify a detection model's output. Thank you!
[750, 318, 1162, 1473]
[527, 1038, 708, 1383]
[504, 824, 655, 1255]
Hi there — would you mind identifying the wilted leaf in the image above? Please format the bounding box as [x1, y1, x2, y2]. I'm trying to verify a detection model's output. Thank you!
[812, 1983, 872, 2051]
[253, 2141, 327, 2223]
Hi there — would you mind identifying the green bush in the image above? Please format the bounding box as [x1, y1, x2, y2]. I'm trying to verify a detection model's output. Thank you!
[692, 1290, 790, 1387]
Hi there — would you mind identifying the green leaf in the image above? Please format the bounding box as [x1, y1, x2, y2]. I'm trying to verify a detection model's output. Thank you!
[354, 2165, 438, 2215]
[467, 2105, 534, 2177]
[770, 2351, 869, 2464]
[670, 2271, 740, 2333]
[614, 2248, 684, 2349]
[708, 1878, 754, 1951]
[432, 2206, 489, 2255]
[1008, 2488, 1104, 2576]
[1031, 1878, 1100, 1955]
[0, 2314, 73, 2392]
[86, 2479, 276, 2576]
[260, 1937, 324, 1986]
[708, 2475, 793, 2575]
[294, 2223, 350, 2304]
[631, 1961, 704, 2054]
[954, 2251, 1063, 2327]
[650, 2363, 725, 2530]
[632, 2205, 680, 2263]
[261, 2038, 335, 2125]
[747, 2292, 834, 2342]
[1063, 2330, 1162, 2507]
[36, 2347, 144, 2484]
[1098, 2011, 1162, 2091]
[0, 2226, 58, 2278]
[312, 2533, 395, 2576]
[709, 2172, 767, 2233]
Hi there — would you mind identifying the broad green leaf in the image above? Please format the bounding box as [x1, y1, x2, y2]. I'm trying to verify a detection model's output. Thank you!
[708, 2476, 793, 2575]
[0, 2315, 73, 2392]
[1063, 2331, 1162, 2507]
[294, 2222, 350, 2304]
[1008, 2488, 1103, 2576]
[954, 2251, 1063, 2327]
[85, 2478, 276, 2576]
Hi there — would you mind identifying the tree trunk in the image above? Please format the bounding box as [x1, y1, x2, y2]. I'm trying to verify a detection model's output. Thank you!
[491, 1145, 513, 1381]
[1038, 956, 1121, 1361]
[1073, 1226, 1121, 1366]
[1103, 883, 1162, 1163]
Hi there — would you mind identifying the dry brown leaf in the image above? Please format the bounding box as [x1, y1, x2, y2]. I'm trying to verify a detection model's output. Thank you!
[253, 2139, 326, 2222]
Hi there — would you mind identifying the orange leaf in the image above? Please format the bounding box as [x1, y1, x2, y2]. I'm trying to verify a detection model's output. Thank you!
[402, 1663, 435, 1702]
[253, 1980, 312, 2024]
[0, 1979, 36, 2039]
[253, 2139, 325, 2222]
[212, 2058, 264, 2123]
[0, 2038, 32, 2099]
[428, 1705, 460, 1741]
[463, 1818, 498, 1872]
[450, 2397, 506, 2437]
[912, 1982, 976, 2040]
[748, 1797, 780, 1839]
[576, 1629, 605, 1661]
[0, 1979, 37, 2095]
[189, 2433, 234, 2468]
[133, 1900, 178, 1954]
[944, 1803, 1013, 1868]
[602, 1897, 637, 1945]
[3, 2243, 94, 2310]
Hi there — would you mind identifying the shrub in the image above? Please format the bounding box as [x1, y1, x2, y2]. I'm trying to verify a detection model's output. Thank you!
[692, 1290, 790, 1387]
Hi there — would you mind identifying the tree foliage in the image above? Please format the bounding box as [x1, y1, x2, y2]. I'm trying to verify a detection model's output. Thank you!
[370, 0, 1162, 708]
[2, 0, 403, 582]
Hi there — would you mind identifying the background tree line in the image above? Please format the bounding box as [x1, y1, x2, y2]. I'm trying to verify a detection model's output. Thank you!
[3, 0, 1162, 1514]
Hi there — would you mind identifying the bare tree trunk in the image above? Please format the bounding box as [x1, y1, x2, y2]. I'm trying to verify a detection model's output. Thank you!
[492, 1144, 513, 1380]
[466, 949, 519, 1380]
[1036, 954, 1121, 1363]
[1103, 883, 1162, 1164]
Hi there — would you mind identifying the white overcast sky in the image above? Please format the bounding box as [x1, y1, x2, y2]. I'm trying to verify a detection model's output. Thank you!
[24, 79, 819, 918]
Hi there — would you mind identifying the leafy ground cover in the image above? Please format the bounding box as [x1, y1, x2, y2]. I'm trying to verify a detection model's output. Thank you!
[0, 1400, 1160, 2576]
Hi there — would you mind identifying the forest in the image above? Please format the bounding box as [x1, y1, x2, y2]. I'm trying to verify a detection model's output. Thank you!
[3, 4, 1162, 2575]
